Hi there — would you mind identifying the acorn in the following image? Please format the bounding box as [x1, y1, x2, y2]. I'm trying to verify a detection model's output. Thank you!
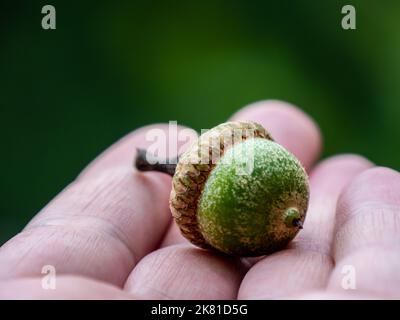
[135, 121, 309, 256]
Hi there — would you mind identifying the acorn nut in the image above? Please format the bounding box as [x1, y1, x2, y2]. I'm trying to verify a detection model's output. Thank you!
[134, 121, 309, 256]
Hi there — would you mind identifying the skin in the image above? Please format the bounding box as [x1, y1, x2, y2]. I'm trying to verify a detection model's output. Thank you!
[0, 99, 399, 299]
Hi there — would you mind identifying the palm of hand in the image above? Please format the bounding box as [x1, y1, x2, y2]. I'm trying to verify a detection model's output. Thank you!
[1, 100, 399, 300]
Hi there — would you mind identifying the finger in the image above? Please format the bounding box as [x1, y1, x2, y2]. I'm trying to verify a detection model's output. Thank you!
[124, 245, 244, 299]
[290, 290, 378, 300]
[238, 155, 373, 299]
[295, 155, 373, 253]
[0, 276, 134, 299]
[161, 99, 323, 247]
[328, 167, 400, 298]
[0, 124, 197, 287]
[160, 220, 189, 248]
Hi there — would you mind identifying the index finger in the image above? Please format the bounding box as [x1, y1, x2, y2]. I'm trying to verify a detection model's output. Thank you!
[0, 124, 197, 287]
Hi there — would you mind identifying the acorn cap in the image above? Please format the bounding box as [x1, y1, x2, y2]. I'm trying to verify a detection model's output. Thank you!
[169, 121, 273, 249]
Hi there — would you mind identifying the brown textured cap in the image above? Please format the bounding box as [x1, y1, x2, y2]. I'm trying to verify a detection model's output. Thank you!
[169, 121, 273, 249]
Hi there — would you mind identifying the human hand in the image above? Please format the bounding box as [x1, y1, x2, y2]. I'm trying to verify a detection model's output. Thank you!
[0, 100, 399, 299]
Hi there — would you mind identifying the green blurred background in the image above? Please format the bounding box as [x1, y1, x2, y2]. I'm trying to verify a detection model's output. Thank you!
[1, 0, 399, 244]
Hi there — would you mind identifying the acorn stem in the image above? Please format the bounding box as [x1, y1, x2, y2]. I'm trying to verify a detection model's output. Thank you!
[134, 148, 178, 176]
[293, 219, 303, 229]
[284, 207, 303, 229]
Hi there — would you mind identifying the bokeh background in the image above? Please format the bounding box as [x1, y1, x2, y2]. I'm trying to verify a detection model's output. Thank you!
[1, 0, 399, 244]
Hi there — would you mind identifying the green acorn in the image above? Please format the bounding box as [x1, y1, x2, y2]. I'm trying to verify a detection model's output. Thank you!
[135, 121, 309, 256]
